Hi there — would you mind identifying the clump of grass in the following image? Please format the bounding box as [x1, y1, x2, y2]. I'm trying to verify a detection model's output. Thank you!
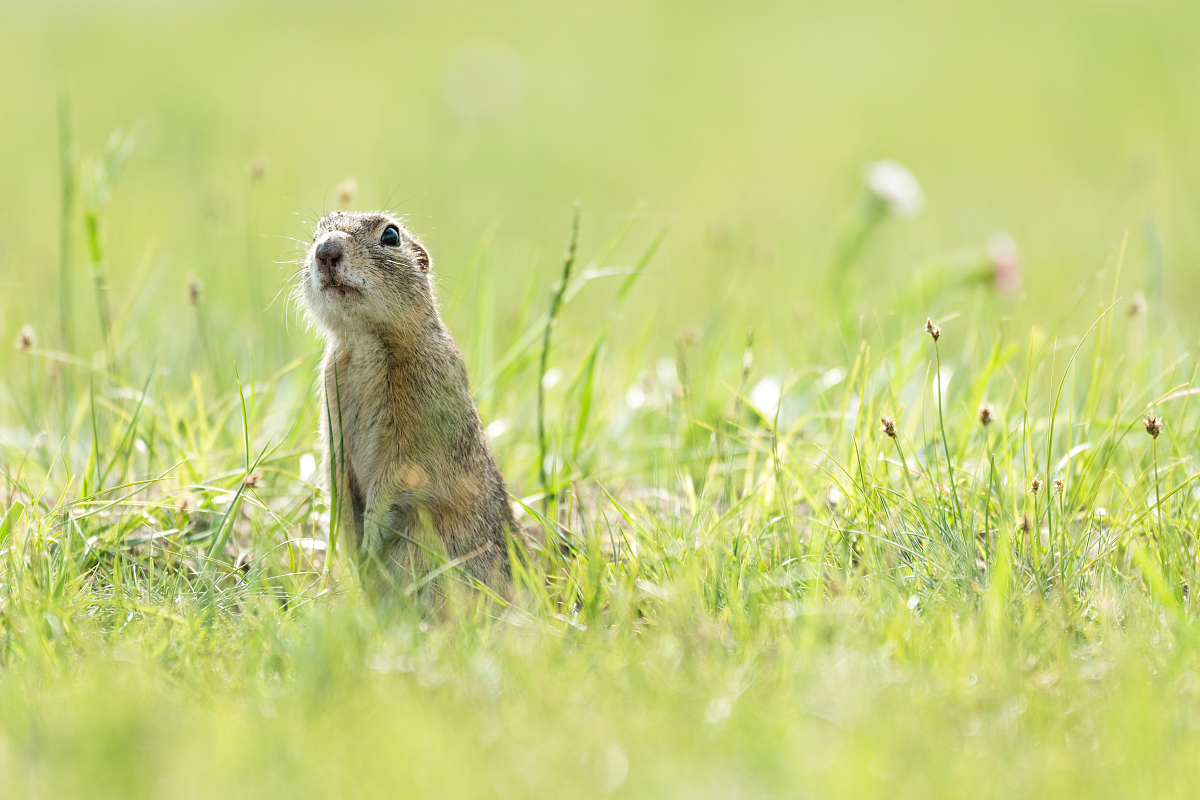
[6, 180, 1200, 798]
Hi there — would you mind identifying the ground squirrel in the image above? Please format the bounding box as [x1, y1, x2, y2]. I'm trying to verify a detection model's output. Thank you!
[300, 211, 516, 595]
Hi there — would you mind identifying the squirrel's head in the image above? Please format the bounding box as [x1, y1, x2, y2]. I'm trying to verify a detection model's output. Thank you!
[301, 211, 434, 335]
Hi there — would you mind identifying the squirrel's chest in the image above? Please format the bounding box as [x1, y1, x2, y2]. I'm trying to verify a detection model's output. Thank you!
[326, 371, 432, 481]
[333, 395, 405, 475]
[323, 344, 468, 491]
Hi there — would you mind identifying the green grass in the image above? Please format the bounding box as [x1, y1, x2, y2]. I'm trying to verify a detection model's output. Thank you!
[5, 1, 1200, 797]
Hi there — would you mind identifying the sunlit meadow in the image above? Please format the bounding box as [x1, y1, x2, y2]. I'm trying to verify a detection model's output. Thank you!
[4, 1, 1200, 797]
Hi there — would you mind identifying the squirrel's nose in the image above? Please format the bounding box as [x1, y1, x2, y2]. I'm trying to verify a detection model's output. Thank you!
[315, 238, 346, 276]
[314, 237, 348, 281]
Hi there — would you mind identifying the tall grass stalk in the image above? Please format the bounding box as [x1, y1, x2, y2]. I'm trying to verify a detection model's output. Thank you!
[57, 92, 76, 355]
[537, 202, 580, 508]
[188, 277, 216, 377]
[1152, 421, 1164, 544]
[81, 129, 133, 371]
[245, 160, 269, 354]
[928, 322, 964, 533]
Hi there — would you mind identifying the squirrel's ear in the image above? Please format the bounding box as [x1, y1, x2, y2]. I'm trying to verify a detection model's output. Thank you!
[410, 239, 431, 272]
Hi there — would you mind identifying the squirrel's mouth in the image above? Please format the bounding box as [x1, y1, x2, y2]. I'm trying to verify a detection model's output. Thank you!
[322, 283, 362, 298]
[317, 272, 362, 297]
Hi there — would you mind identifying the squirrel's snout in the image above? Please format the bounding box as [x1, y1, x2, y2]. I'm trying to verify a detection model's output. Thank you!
[315, 238, 347, 285]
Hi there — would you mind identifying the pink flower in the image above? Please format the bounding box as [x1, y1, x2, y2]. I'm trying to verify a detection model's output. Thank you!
[986, 232, 1021, 297]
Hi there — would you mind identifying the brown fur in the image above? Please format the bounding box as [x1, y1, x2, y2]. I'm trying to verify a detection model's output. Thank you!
[299, 211, 516, 595]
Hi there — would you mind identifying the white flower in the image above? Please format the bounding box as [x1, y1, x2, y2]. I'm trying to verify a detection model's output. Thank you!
[655, 357, 679, 390]
[299, 453, 317, 482]
[863, 159, 924, 218]
[749, 377, 782, 419]
[816, 367, 846, 392]
[625, 385, 646, 410]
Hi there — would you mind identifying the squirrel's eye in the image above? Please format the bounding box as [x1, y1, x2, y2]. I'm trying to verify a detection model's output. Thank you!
[380, 226, 401, 247]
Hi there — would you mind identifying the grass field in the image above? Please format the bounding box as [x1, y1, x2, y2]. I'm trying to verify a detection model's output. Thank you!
[4, 1, 1200, 797]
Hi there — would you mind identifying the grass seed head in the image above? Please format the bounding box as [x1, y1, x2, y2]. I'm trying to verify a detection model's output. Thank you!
[187, 276, 202, 306]
[1053, 478, 1064, 495]
[925, 318, 940, 341]
[246, 154, 269, 181]
[337, 177, 358, 209]
[175, 494, 196, 516]
[1144, 415, 1163, 440]
[14, 324, 35, 352]
[977, 402, 994, 426]
[880, 415, 897, 438]
[1030, 476, 1043, 494]
[1128, 291, 1147, 317]
[243, 470, 264, 490]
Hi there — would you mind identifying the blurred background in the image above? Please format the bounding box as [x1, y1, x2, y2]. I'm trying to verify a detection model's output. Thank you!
[2, 0, 1198, 380]
[6, 6, 1200, 797]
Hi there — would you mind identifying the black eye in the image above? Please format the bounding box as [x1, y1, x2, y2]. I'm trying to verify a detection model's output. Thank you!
[380, 226, 401, 247]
